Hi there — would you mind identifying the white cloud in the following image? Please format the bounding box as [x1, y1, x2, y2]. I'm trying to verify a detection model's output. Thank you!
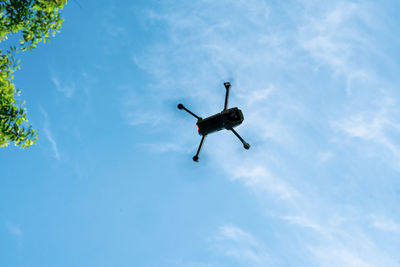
[100, 2, 127, 38]
[309, 246, 374, 267]
[281, 215, 323, 232]
[219, 225, 258, 246]
[6, 222, 22, 239]
[317, 151, 333, 162]
[232, 165, 299, 201]
[41, 109, 60, 160]
[121, 90, 170, 127]
[138, 142, 188, 154]
[370, 214, 400, 233]
[332, 97, 400, 164]
[52, 74, 75, 98]
[212, 224, 271, 266]
[282, 213, 399, 267]
[134, 0, 400, 266]
[236, 85, 274, 106]
[298, 1, 373, 83]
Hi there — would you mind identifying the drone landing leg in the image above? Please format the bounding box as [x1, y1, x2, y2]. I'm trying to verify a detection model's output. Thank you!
[193, 135, 207, 162]
[223, 82, 231, 111]
[229, 128, 250, 150]
[177, 104, 202, 120]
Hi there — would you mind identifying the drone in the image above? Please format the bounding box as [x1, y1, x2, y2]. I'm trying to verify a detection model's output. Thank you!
[178, 82, 250, 162]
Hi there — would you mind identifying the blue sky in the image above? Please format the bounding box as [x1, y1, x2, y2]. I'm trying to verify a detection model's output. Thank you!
[1, 0, 400, 266]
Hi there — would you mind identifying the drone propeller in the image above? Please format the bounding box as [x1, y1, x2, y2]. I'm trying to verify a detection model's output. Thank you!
[223, 82, 231, 111]
[193, 135, 207, 162]
[229, 128, 250, 150]
[177, 104, 202, 120]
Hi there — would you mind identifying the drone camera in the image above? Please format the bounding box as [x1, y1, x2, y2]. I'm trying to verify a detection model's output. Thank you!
[223, 107, 244, 128]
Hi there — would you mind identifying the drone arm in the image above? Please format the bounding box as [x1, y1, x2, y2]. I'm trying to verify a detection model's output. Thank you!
[177, 104, 202, 120]
[229, 128, 250, 150]
[193, 135, 207, 162]
[223, 82, 231, 111]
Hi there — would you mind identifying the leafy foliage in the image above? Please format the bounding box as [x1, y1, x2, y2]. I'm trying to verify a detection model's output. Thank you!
[0, 0, 67, 148]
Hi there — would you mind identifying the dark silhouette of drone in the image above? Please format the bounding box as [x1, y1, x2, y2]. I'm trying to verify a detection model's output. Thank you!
[178, 82, 250, 162]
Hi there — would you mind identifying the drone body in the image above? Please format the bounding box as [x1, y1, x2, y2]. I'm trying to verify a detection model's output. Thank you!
[178, 82, 250, 162]
[196, 107, 244, 136]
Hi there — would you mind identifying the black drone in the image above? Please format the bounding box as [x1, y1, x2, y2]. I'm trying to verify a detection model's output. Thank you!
[178, 82, 250, 162]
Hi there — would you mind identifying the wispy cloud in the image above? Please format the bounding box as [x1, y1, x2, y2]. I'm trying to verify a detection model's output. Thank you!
[138, 142, 189, 154]
[332, 97, 400, 165]
[317, 151, 333, 162]
[282, 215, 323, 232]
[232, 165, 299, 201]
[134, 0, 400, 265]
[100, 2, 127, 38]
[370, 214, 400, 233]
[41, 109, 60, 160]
[6, 222, 22, 239]
[298, 1, 376, 91]
[309, 246, 374, 267]
[281, 212, 399, 267]
[51, 73, 75, 98]
[212, 224, 271, 265]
